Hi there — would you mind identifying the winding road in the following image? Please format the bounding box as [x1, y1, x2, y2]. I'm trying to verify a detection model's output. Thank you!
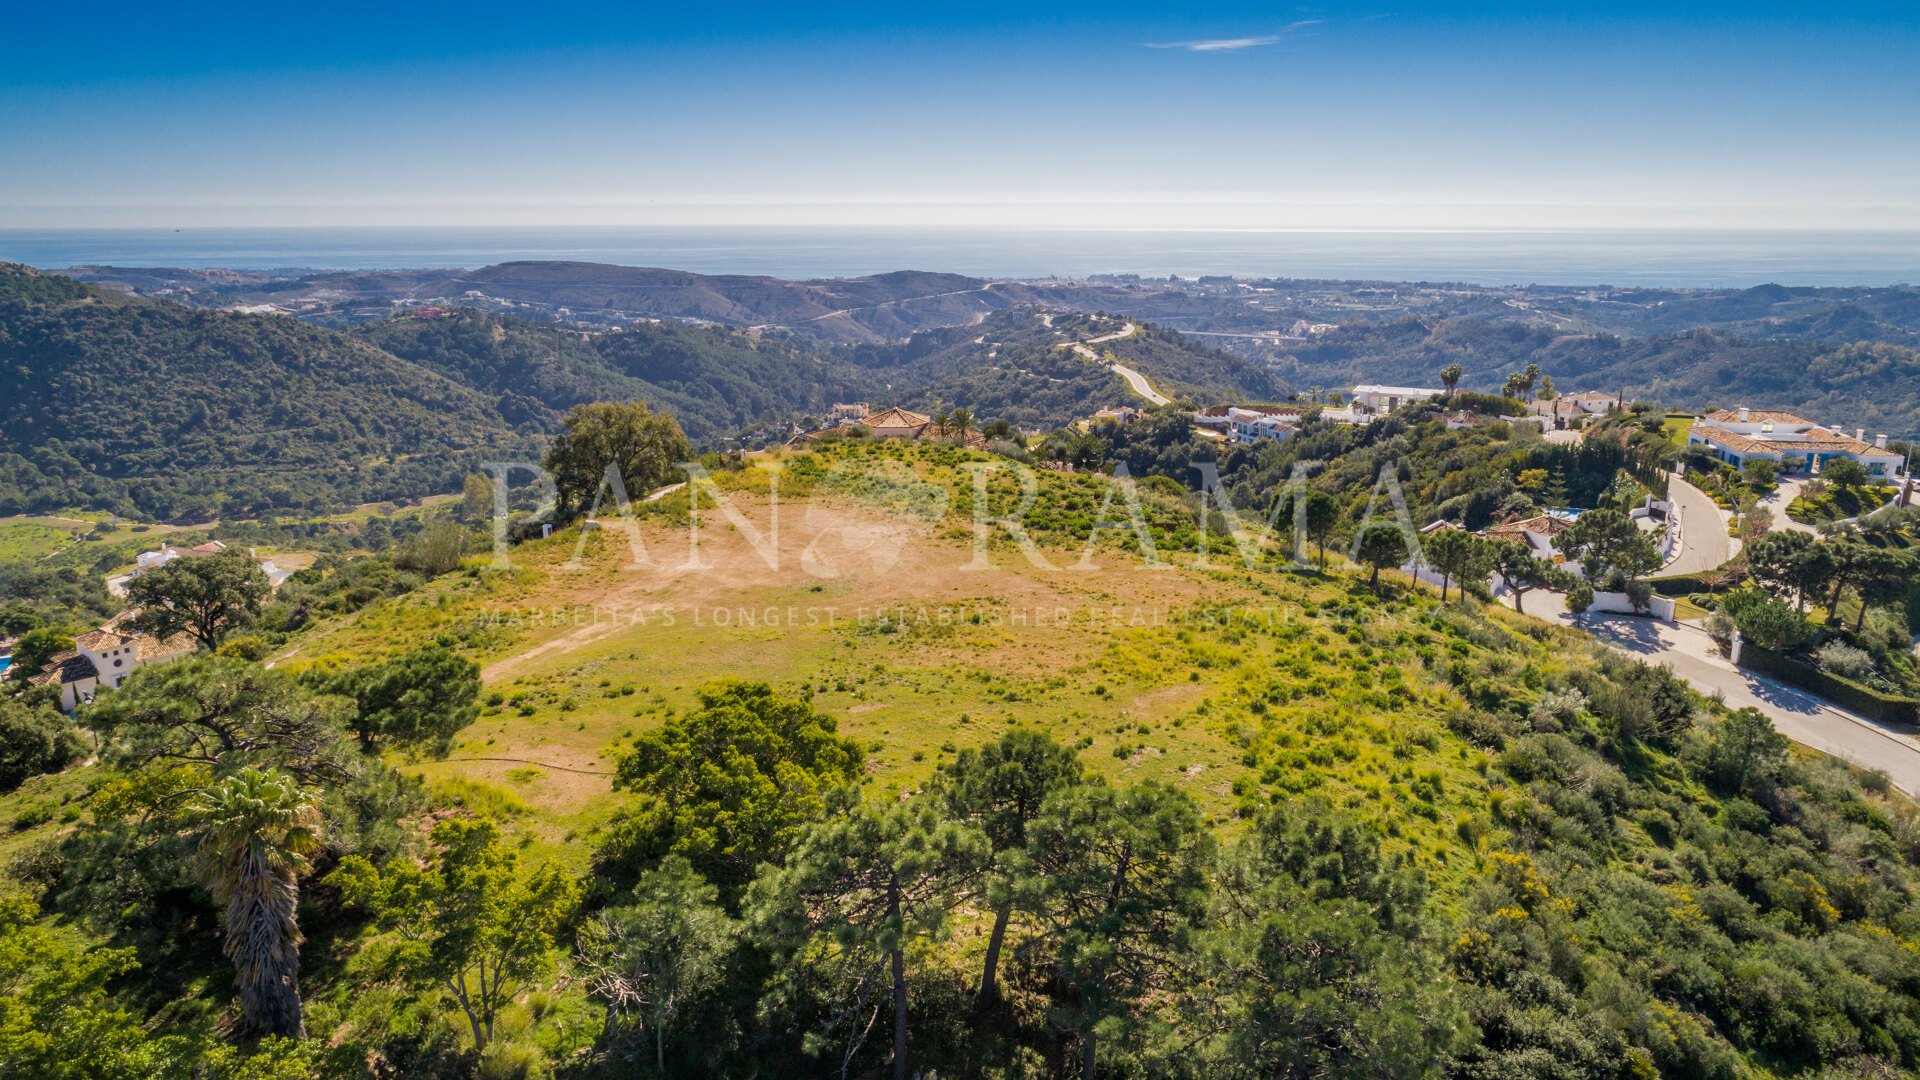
[1063, 321, 1172, 406]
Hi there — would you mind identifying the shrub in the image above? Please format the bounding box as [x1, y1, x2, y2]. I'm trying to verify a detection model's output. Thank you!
[0, 698, 85, 792]
[1812, 641, 1875, 681]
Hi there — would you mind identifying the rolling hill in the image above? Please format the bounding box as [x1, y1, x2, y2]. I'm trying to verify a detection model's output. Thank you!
[0, 265, 525, 520]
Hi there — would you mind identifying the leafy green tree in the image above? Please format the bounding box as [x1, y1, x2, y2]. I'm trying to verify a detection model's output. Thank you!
[458, 472, 494, 523]
[1819, 456, 1869, 492]
[125, 550, 271, 651]
[1273, 489, 1342, 568]
[751, 798, 988, 1080]
[1023, 781, 1216, 1080]
[304, 644, 479, 751]
[1741, 458, 1778, 488]
[1491, 542, 1556, 615]
[606, 681, 864, 899]
[0, 696, 85, 790]
[945, 406, 974, 442]
[1701, 707, 1791, 792]
[393, 520, 473, 576]
[1722, 589, 1810, 652]
[1745, 531, 1831, 611]
[1423, 527, 1491, 602]
[1559, 508, 1659, 583]
[0, 603, 38, 637]
[1193, 803, 1465, 1077]
[935, 728, 1083, 1007]
[544, 401, 692, 521]
[328, 818, 581, 1053]
[0, 887, 194, 1080]
[84, 656, 351, 782]
[190, 769, 322, 1039]
[1353, 521, 1407, 588]
[1438, 363, 1463, 399]
[7, 626, 73, 683]
[576, 855, 740, 1076]
[1848, 546, 1913, 631]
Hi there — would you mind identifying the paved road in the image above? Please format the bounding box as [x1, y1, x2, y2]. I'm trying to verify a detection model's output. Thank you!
[1582, 613, 1920, 794]
[1065, 322, 1172, 406]
[1661, 473, 1733, 576]
[1110, 361, 1171, 406]
[1495, 585, 1920, 794]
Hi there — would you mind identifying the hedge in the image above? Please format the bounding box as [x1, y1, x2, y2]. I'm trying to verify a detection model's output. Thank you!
[1648, 571, 1743, 597]
[1737, 645, 1920, 727]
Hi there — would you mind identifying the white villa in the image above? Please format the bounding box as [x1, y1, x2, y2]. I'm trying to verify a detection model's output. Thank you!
[1687, 408, 1904, 479]
[1351, 384, 1447, 414]
[26, 620, 196, 712]
[1224, 407, 1298, 444]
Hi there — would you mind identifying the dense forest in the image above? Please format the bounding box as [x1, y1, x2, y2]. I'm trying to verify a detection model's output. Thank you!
[0, 266, 527, 521]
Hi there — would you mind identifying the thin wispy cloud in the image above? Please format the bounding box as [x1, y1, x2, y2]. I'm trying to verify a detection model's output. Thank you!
[1146, 21, 1320, 52]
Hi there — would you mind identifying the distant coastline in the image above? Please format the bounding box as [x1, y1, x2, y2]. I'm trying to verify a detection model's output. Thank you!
[2, 226, 1917, 288]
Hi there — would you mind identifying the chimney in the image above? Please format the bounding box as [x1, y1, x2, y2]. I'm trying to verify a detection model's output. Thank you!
[1857, 428, 1866, 442]
[1737, 406, 1750, 422]
[1876, 434, 1888, 448]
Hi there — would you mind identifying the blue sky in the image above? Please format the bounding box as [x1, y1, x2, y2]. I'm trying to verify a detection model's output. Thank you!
[3, 1, 1916, 229]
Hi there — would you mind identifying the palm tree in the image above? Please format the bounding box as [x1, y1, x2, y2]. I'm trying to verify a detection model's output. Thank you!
[947, 407, 974, 443]
[1521, 363, 1541, 402]
[1438, 363, 1463, 400]
[192, 769, 323, 1039]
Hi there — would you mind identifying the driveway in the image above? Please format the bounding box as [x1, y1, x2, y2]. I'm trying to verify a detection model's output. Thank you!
[1755, 477, 1819, 536]
[1661, 473, 1734, 576]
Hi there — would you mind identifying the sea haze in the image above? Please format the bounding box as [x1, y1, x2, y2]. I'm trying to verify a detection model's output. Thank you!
[1, 227, 1917, 288]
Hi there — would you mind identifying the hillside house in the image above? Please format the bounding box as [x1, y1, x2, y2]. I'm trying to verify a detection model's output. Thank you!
[26, 621, 196, 712]
[1351, 384, 1446, 414]
[1687, 408, 1904, 479]
[1477, 511, 1579, 560]
[1224, 407, 1297, 444]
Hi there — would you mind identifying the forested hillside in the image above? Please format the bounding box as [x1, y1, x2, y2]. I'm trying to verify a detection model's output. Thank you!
[1276, 316, 1920, 434]
[1, 268, 1270, 520]
[0, 265, 525, 520]
[358, 310, 869, 439]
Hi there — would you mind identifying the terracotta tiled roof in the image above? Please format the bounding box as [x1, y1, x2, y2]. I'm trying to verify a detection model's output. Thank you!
[1691, 427, 1789, 456]
[865, 407, 932, 430]
[26, 650, 97, 687]
[1693, 424, 1894, 458]
[73, 629, 129, 650]
[1701, 408, 1813, 425]
[1480, 514, 1574, 542]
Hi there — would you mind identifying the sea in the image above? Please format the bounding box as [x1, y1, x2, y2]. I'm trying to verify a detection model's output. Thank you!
[1, 227, 1917, 288]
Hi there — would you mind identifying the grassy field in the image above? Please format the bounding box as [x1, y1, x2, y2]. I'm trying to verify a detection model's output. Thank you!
[1662, 414, 1695, 446]
[0, 518, 85, 562]
[276, 459, 1540, 886]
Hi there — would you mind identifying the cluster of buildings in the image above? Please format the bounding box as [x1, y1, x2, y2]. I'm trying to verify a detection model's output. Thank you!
[107, 539, 296, 598]
[4, 539, 306, 711]
[1685, 408, 1905, 480]
[1196, 383, 1468, 445]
